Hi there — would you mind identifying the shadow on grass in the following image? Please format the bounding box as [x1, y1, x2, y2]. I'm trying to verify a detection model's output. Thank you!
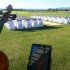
[12, 25, 62, 32]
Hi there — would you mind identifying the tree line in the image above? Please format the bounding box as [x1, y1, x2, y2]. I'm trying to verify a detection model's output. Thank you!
[0, 7, 70, 12]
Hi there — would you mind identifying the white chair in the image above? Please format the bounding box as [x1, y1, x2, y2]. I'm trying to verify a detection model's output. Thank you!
[63, 17, 69, 24]
[31, 19, 38, 28]
[16, 20, 23, 29]
[24, 19, 31, 29]
[13, 20, 17, 29]
[57, 17, 64, 23]
[5, 20, 15, 30]
[37, 19, 43, 27]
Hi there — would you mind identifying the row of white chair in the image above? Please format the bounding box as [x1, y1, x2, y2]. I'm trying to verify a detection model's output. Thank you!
[44, 16, 70, 24]
[31, 16, 70, 24]
[4, 19, 43, 30]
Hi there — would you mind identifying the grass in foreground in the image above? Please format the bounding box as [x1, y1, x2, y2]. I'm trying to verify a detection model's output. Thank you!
[0, 24, 70, 70]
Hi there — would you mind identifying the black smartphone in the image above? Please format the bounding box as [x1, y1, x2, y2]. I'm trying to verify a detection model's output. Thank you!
[27, 44, 52, 70]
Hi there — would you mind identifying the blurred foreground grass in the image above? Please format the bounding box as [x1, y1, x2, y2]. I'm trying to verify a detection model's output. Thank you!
[0, 24, 70, 70]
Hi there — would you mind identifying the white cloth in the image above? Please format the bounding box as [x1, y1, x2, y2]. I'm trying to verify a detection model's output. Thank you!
[5, 20, 15, 30]
[24, 19, 31, 29]
[31, 19, 38, 28]
[37, 19, 43, 27]
[16, 20, 23, 29]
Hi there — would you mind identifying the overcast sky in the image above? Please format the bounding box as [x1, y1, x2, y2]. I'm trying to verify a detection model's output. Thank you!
[0, 0, 70, 9]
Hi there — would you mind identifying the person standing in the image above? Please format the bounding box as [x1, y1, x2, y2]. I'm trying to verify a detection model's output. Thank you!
[0, 5, 13, 33]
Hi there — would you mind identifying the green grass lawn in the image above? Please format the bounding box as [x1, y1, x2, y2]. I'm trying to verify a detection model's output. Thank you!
[12, 11, 70, 17]
[0, 24, 70, 70]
